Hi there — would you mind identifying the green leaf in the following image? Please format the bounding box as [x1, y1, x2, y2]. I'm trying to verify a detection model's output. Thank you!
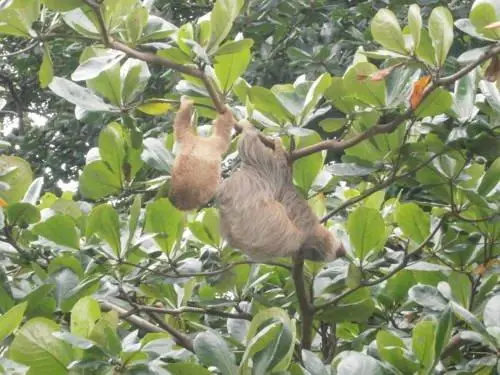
[208, 0, 244, 54]
[142, 138, 174, 172]
[300, 73, 332, 121]
[335, 351, 384, 375]
[324, 77, 357, 113]
[449, 272, 471, 308]
[7, 203, 40, 227]
[302, 350, 329, 375]
[344, 62, 386, 106]
[39, 45, 54, 88]
[121, 58, 150, 105]
[249, 86, 294, 123]
[293, 132, 324, 194]
[483, 295, 500, 328]
[22, 177, 44, 205]
[166, 363, 212, 375]
[43, 0, 81, 11]
[469, 1, 500, 40]
[395, 203, 430, 244]
[87, 204, 121, 257]
[8, 317, 73, 375]
[408, 4, 422, 50]
[319, 118, 346, 132]
[245, 308, 295, 372]
[98, 122, 126, 178]
[319, 288, 375, 324]
[428, 7, 454, 67]
[376, 330, 419, 373]
[33, 215, 80, 249]
[193, 331, 237, 375]
[79, 161, 122, 200]
[409, 285, 447, 311]
[0, 0, 13, 11]
[450, 301, 497, 347]
[0, 0, 39, 37]
[416, 28, 437, 66]
[215, 43, 251, 93]
[478, 157, 500, 195]
[71, 296, 101, 339]
[414, 87, 453, 118]
[327, 163, 377, 177]
[452, 69, 477, 123]
[0, 302, 27, 342]
[137, 101, 171, 116]
[72, 50, 125, 82]
[347, 207, 387, 259]
[412, 319, 437, 371]
[0, 155, 33, 204]
[144, 198, 183, 253]
[240, 322, 282, 373]
[371, 8, 407, 54]
[48, 77, 116, 112]
[215, 39, 254, 55]
[434, 307, 453, 359]
[188, 208, 221, 247]
[140, 15, 177, 42]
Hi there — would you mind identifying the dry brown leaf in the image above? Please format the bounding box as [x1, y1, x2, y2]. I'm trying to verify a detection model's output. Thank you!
[410, 75, 432, 110]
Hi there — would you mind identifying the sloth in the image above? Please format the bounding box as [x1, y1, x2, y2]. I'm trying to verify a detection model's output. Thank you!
[216, 121, 345, 261]
[169, 97, 234, 211]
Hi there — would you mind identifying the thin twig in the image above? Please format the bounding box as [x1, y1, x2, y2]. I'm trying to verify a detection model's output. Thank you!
[100, 300, 164, 333]
[137, 304, 252, 321]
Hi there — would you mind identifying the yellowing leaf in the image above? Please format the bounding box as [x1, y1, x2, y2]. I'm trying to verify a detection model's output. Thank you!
[137, 101, 171, 116]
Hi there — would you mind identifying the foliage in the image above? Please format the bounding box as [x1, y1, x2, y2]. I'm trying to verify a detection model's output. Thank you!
[0, 0, 499, 374]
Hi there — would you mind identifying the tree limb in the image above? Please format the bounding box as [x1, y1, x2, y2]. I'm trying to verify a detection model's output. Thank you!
[292, 255, 314, 350]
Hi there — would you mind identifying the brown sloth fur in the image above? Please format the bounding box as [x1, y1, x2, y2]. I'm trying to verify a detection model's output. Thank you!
[169, 97, 234, 211]
[216, 121, 345, 261]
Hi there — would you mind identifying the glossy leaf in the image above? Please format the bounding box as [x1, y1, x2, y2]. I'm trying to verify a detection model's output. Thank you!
[0, 302, 27, 342]
[0, 155, 33, 204]
[48, 77, 116, 112]
[8, 318, 73, 375]
[347, 207, 387, 259]
[33, 215, 80, 249]
[408, 4, 422, 50]
[87, 204, 121, 256]
[79, 161, 122, 200]
[144, 198, 183, 253]
[208, 0, 244, 54]
[428, 7, 454, 66]
[395, 203, 430, 244]
[371, 9, 407, 54]
[193, 331, 237, 375]
[71, 297, 101, 339]
[412, 319, 436, 371]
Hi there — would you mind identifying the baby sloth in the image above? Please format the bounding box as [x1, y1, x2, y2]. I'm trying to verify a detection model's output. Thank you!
[169, 97, 234, 211]
[216, 122, 345, 261]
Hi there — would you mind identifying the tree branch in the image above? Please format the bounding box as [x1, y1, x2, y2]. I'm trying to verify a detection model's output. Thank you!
[100, 300, 165, 333]
[136, 304, 252, 321]
[292, 255, 314, 350]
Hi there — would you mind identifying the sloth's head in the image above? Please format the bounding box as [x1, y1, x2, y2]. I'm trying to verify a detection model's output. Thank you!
[300, 226, 345, 262]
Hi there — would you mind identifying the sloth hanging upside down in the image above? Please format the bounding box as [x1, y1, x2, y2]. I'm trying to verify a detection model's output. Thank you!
[216, 121, 345, 262]
[169, 97, 234, 211]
